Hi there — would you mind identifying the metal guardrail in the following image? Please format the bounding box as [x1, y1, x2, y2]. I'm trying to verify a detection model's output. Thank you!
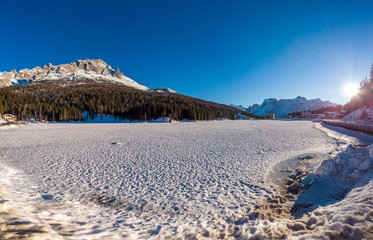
[323, 120, 373, 135]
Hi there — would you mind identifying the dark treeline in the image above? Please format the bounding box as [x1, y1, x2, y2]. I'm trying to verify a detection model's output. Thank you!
[344, 64, 373, 114]
[0, 80, 257, 122]
[311, 105, 342, 114]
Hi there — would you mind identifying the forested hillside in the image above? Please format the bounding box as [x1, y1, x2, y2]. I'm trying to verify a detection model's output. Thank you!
[344, 65, 373, 113]
[0, 80, 257, 122]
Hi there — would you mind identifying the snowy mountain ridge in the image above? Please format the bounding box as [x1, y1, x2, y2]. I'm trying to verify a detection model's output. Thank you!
[148, 87, 177, 93]
[245, 96, 338, 117]
[229, 104, 247, 111]
[0, 59, 155, 91]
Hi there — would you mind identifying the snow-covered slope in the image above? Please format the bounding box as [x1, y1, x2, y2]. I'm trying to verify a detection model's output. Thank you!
[148, 87, 176, 93]
[246, 96, 338, 118]
[343, 106, 373, 120]
[0, 59, 149, 91]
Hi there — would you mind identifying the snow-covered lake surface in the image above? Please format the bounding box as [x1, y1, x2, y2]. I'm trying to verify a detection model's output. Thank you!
[0, 120, 372, 239]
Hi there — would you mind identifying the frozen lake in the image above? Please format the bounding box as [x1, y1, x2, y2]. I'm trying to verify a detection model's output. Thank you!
[0, 120, 341, 239]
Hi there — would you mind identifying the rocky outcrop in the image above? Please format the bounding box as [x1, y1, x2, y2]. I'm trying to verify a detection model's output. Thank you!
[114, 68, 122, 78]
[0, 59, 148, 90]
[0, 78, 10, 87]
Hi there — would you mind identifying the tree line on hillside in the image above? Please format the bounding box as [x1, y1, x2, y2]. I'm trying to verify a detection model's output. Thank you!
[288, 105, 343, 118]
[344, 64, 373, 114]
[0, 80, 256, 122]
[311, 105, 343, 114]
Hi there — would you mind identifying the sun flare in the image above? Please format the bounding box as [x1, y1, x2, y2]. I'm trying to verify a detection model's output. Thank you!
[344, 83, 359, 97]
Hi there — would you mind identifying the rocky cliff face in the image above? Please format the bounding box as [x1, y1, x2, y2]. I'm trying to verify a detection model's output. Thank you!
[0, 59, 149, 90]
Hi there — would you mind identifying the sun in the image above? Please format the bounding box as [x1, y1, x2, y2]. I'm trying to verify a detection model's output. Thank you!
[344, 83, 359, 97]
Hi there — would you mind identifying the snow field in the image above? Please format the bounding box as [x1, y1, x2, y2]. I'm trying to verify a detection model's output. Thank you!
[0, 120, 366, 239]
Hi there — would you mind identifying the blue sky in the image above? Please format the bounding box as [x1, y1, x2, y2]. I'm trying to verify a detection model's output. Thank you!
[1, 0, 373, 106]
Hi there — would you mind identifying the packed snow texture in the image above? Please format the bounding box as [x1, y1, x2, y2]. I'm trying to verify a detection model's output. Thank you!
[0, 120, 372, 239]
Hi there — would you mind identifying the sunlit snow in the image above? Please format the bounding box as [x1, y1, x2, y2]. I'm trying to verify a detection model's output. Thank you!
[0, 120, 372, 239]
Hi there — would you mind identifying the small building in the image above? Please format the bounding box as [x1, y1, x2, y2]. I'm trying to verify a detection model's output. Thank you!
[263, 114, 275, 119]
[3, 114, 17, 123]
[313, 113, 325, 119]
[324, 112, 335, 119]
[300, 110, 312, 118]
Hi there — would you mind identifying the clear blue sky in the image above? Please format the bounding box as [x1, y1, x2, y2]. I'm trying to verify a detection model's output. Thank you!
[1, 0, 373, 106]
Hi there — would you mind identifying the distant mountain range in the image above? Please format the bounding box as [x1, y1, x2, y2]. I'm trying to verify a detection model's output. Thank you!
[232, 96, 338, 118]
[0, 59, 175, 93]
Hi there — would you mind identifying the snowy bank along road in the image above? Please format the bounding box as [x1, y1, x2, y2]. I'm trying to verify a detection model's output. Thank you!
[0, 120, 372, 239]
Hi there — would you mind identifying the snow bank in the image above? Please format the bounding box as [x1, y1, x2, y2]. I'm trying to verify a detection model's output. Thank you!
[291, 178, 373, 239]
[237, 130, 373, 239]
[310, 144, 372, 181]
[147, 117, 171, 123]
[238, 179, 373, 239]
[284, 143, 373, 239]
[288, 142, 373, 217]
[0, 124, 18, 130]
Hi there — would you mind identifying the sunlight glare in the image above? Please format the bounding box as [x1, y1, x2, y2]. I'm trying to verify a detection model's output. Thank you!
[344, 83, 359, 97]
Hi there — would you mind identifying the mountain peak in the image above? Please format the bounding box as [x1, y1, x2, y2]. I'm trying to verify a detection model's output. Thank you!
[246, 96, 338, 117]
[0, 59, 148, 90]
